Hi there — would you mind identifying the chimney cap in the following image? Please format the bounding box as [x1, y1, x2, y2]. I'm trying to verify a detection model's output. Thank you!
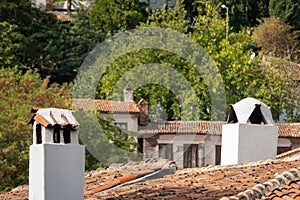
[29, 108, 80, 130]
[227, 97, 274, 124]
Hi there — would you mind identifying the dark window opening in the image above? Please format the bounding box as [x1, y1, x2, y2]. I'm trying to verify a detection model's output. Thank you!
[53, 126, 60, 143]
[36, 124, 42, 144]
[227, 105, 238, 123]
[215, 145, 221, 165]
[183, 144, 199, 168]
[159, 144, 173, 160]
[138, 138, 143, 153]
[249, 105, 267, 124]
[277, 146, 291, 155]
[63, 129, 71, 144]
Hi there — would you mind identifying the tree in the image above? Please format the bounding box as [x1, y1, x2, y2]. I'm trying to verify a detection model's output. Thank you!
[252, 17, 299, 59]
[0, 68, 71, 193]
[94, 1, 299, 122]
[89, 0, 147, 36]
[0, 22, 24, 68]
[269, 0, 300, 29]
[0, 0, 105, 84]
[197, 0, 270, 31]
[76, 111, 140, 170]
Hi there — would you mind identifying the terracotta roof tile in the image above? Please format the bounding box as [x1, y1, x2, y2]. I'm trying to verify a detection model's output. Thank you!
[277, 147, 300, 160]
[29, 108, 80, 130]
[93, 159, 300, 199]
[48, 11, 73, 22]
[72, 99, 140, 113]
[0, 159, 174, 200]
[2, 157, 300, 199]
[139, 121, 300, 138]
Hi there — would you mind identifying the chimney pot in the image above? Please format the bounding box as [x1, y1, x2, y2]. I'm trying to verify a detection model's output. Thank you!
[124, 87, 133, 102]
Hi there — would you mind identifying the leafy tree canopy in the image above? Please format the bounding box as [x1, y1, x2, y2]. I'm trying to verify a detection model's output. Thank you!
[0, 0, 104, 83]
[269, 0, 300, 29]
[94, 1, 299, 121]
[0, 68, 71, 193]
[89, 0, 148, 36]
[252, 17, 299, 60]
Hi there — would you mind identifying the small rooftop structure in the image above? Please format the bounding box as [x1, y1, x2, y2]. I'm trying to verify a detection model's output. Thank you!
[29, 108, 80, 145]
[29, 108, 84, 200]
[222, 97, 278, 165]
[227, 97, 274, 124]
[30, 107, 80, 130]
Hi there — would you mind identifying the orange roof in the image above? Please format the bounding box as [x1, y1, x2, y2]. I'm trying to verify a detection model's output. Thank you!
[139, 121, 300, 138]
[277, 147, 300, 160]
[94, 159, 300, 199]
[277, 123, 300, 138]
[1, 158, 300, 199]
[48, 11, 73, 22]
[139, 121, 224, 135]
[72, 99, 141, 114]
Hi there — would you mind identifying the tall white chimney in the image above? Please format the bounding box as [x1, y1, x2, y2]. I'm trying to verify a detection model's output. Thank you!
[221, 98, 278, 165]
[29, 108, 85, 200]
[123, 87, 134, 102]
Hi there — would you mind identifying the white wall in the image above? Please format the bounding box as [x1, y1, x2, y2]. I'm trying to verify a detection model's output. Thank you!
[101, 113, 139, 132]
[221, 123, 278, 166]
[158, 134, 206, 168]
[29, 144, 85, 200]
[32, 0, 46, 9]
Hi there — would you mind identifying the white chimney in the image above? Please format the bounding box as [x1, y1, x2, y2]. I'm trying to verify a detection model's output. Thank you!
[221, 98, 278, 165]
[123, 87, 133, 102]
[29, 108, 85, 200]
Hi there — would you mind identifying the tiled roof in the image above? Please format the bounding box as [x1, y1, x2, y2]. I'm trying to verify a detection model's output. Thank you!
[0, 158, 174, 200]
[29, 108, 80, 130]
[72, 99, 141, 114]
[1, 159, 300, 199]
[48, 11, 73, 22]
[277, 147, 300, 161]
[277, 123, 300, 138]
[139, 121, 300, 138]
[139, 121, 224, 135]
[221, 167, 300, 199]
[93, 159, 300, 199]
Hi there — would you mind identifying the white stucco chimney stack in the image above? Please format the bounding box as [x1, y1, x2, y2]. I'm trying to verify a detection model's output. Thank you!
[124, 87, 134, 102]
[29, 108, 85, 200]
[221, 98, 278, 166]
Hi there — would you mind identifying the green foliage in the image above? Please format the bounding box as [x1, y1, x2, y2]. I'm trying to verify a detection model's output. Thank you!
[0, 22, 24, 68]
[191, 3, 299, 120]
[96, 1, 212, 120]
[89, 0, 147, 35]
[0, 0, 105, 83]
[95, 2, 299, 121]
[269, 0, 300, 29]
[252, 17, 299, 59]
[75, 110, 140, 169]
[0, 68, 71, 193]
[196, 0, 270, 31]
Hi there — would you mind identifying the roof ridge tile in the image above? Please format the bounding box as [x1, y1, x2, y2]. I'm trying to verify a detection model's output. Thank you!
[220, 167, 300, 200]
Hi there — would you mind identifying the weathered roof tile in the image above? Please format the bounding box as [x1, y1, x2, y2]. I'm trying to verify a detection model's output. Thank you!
[139, 121, 300, 138]
[72, 99, 140, 113]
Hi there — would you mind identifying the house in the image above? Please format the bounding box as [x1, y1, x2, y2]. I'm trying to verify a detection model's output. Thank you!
[139, 98, 300, 168]
[72, 88, 148, 132]
[140, 0, 177, 10]
[34, 0, 177, 12]
[32, 0, 89, 12]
